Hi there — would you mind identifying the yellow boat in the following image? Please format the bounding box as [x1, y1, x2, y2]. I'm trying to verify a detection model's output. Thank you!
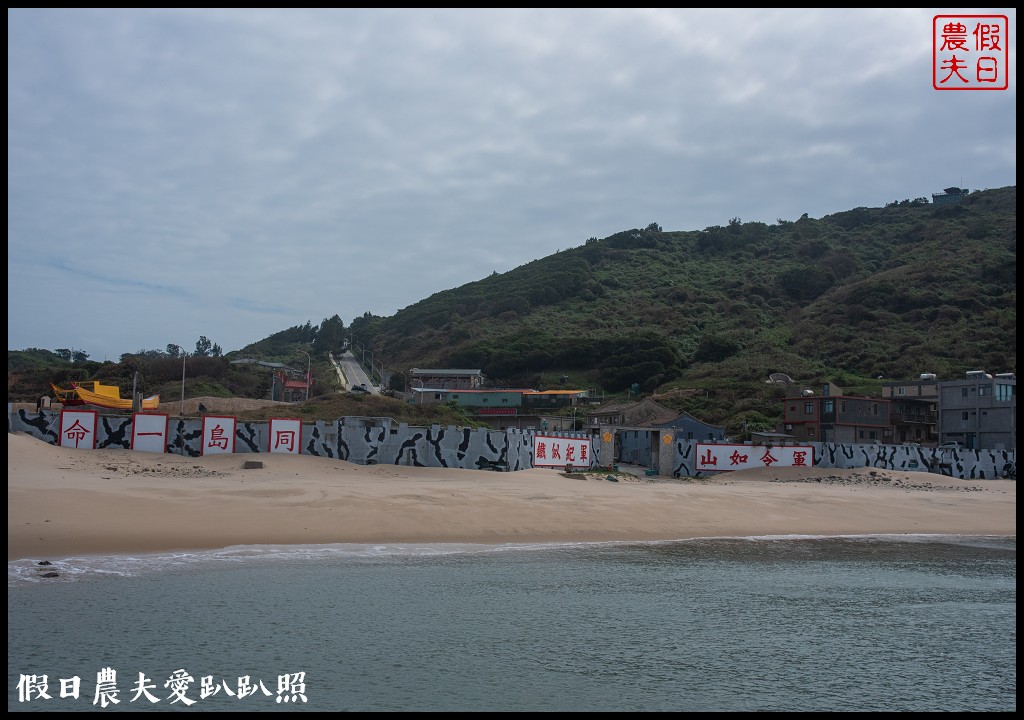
[50, 381, 160, 411]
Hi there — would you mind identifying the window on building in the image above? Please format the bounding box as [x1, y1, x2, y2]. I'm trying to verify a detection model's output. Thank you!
[804, 402, 814, 415]
[962, 388, 969, 397]
[898, 387, 905, 396]
[872, 403, 879, 415]
[824, 400, 834, 413]
[808, 426, 816, 436]
[979, 385, 988, 396]
[869, 431, 877, 440]
[840, 401, 847, 412]
[858, 430, 864, 439]
[996, 384, 1014, 401]
[962, 411, 969, 420]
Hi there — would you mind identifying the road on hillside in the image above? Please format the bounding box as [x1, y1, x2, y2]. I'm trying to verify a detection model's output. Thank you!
[335, 350, 380, 395]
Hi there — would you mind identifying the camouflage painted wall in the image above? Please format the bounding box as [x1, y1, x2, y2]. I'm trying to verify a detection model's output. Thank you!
[7, 408, 1013, 479]
[666, 437, 1015, 480]
[7, 408, 588, 473]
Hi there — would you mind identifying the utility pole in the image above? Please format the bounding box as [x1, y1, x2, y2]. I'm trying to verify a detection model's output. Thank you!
[180, 351, 187, 414]
[298, 350, 311, 401]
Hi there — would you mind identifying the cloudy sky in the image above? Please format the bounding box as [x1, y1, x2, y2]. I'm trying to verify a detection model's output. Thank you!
[8, 8, 1017, 361]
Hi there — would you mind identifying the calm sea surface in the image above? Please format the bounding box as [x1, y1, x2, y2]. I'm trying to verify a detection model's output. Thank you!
[8, 536, 1016, 712]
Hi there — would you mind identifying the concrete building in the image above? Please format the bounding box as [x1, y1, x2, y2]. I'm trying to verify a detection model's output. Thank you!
[586, 397, 678, 429]
[931, 186, 970, 204]
[937, 371, 1016, 450]
[586, 399, 725, 467]
[881, 374, 939, 445]
[410, 368, 484, 390]
[782, 382, 892, 444]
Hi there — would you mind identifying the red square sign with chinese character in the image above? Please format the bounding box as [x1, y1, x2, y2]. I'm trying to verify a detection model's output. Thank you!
[934, 15, 1009, 90]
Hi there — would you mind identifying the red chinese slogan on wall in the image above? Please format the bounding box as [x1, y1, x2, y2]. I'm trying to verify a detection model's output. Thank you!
[933, 15, 1009, 90]
[131, 412, 169, 453]
[533, 435, 592, 468]
[695, 443, 815, 473]
[60, 409, 97, 450]
[268, 418, 303, 454]
[201, 416, 237, 455]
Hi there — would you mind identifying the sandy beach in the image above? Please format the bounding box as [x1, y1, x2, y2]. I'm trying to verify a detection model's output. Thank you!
[7, 432, 1016, 560]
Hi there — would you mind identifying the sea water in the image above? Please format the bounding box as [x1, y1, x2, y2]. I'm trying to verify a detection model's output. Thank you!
[7, 536, 1016, 712]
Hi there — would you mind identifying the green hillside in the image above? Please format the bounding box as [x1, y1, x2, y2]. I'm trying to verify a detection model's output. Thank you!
[9, 186, 1016, 435]
[354, 186, 1015, 424]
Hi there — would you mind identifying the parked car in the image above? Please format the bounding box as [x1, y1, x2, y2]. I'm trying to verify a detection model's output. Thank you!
[351, 383, 369, 394]
[938, 441, 962, 450]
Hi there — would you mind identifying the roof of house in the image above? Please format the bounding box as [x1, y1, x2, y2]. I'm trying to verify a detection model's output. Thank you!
[410, 387, 530, 394]
[522, 389, 589, 396]
[411, 368, 483, 376]
[586, 397, 679, 426]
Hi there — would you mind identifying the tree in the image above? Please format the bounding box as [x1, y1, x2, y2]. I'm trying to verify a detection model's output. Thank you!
[313, 315, 347, 356]
[195, 336, 213, 357]
[166, 343, 183, 358]
[54, 348, 72, 362]
[71, 350, 90, 363]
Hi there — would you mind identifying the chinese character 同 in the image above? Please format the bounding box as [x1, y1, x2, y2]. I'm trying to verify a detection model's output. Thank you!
[274, 430, 296, 452]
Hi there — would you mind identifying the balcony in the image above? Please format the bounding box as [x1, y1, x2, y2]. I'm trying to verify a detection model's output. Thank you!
[891, 412, 936, 424]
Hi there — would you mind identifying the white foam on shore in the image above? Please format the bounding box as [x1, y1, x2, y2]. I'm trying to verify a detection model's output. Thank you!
[9, 534, 1011, 586]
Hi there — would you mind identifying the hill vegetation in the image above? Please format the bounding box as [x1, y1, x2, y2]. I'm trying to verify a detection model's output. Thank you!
[9, 186, 1016, 436]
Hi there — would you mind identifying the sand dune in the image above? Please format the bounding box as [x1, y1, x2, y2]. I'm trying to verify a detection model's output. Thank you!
[7, 432, 1015, 560]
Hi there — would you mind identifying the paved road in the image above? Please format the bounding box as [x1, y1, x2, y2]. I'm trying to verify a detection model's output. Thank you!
[332, 350, 380, 395]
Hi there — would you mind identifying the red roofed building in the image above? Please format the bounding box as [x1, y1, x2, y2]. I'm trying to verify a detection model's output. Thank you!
[275, 370, 313, 402]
